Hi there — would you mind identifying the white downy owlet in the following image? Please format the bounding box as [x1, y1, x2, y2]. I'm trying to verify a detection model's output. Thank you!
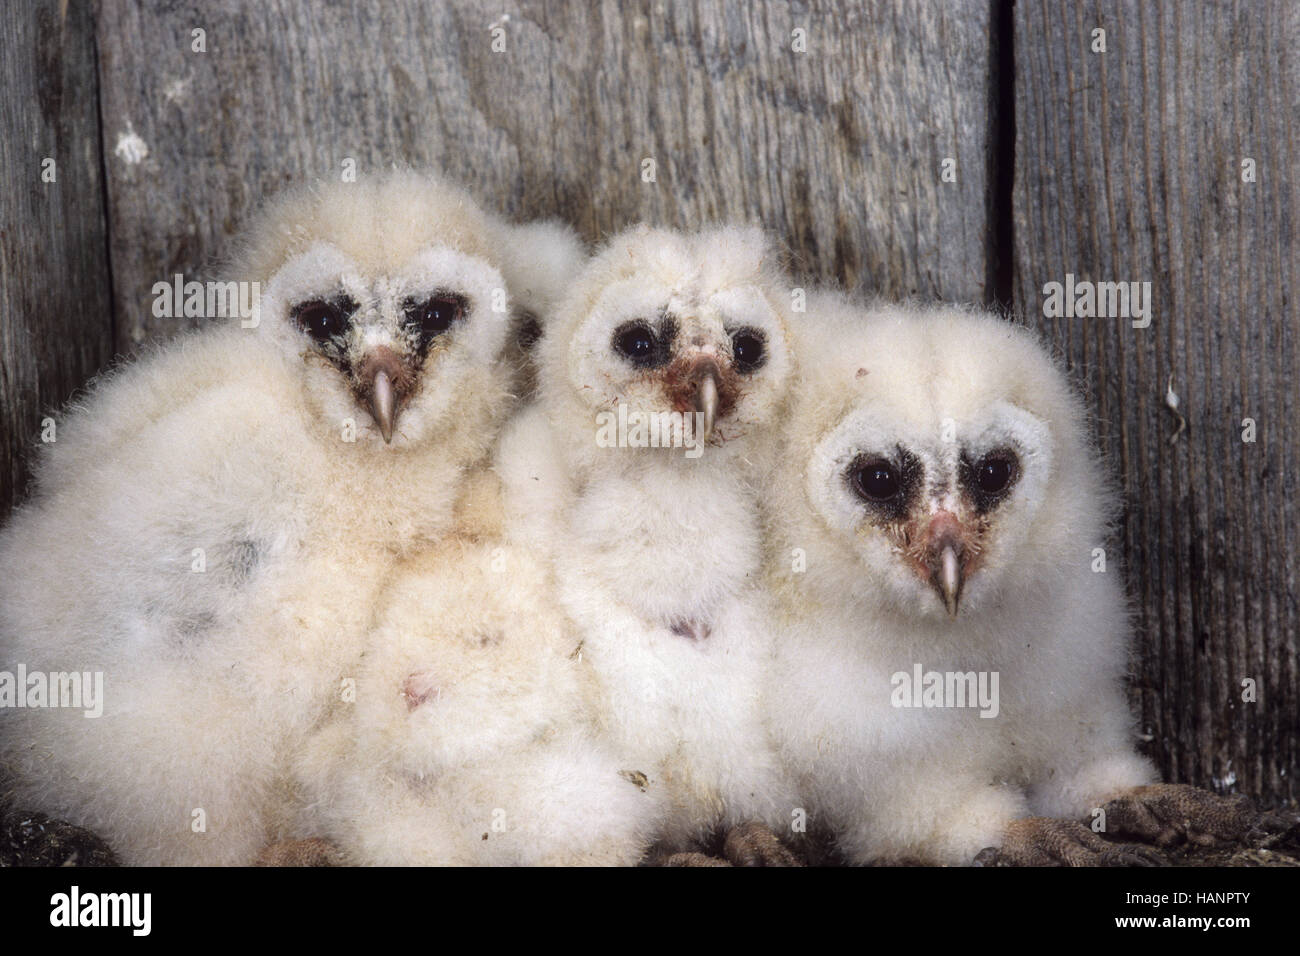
[764, 294, 1255, 865]
[0, 172, 580, 865]
[495, 224, 803, 864]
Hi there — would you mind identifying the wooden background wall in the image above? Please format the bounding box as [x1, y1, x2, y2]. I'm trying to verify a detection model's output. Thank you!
[1, 0, 1295, 806]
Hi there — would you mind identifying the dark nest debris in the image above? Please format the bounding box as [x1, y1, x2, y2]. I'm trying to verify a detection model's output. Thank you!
[1, 797, 1296, 867]
[1, 803, 118, 867]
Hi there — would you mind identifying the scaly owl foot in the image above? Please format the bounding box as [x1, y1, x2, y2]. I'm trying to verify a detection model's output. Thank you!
[253, 837, 346, 867]
[655, 850, 734, 867]
[976, 817, 1166, 866]
[1096, 784, 1255, 847]
[722, 821, 804, 866]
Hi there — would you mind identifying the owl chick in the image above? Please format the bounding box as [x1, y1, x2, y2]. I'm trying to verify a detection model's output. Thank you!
[495, 220, 587, 399]
[289, 470, 662, 866]
[495, 225, 802, 862]
[0, 172, 567, 865]
[765, 295, 1255, 865]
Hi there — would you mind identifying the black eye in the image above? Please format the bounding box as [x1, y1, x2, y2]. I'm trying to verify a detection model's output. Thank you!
[730, 327, 766, 373]
[847, 448, 922, 522]
[612, 321, 661, 367]
[851, 459, 900, 501]
[977, 456, 1014, 494]
[961, 449, 1020, 511]
[293, 298, 355, 342]
[406, 294, 465, 339]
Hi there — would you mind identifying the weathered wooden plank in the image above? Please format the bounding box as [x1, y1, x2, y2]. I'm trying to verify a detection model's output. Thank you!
[0, 1, 114, 516]
[539, 0, 993, 300]
[1014, 0, 1298, 805]
[95, 0, 992, 351]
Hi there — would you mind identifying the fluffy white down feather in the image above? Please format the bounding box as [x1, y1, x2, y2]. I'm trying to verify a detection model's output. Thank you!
[0, 172, 592, 865]
[496, 225, 802, 852]
[763, 294, 1156, 864]
[292, 478, 663, 865]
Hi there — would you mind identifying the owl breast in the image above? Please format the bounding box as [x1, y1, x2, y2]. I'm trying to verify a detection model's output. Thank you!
[567, 466, 760, 625]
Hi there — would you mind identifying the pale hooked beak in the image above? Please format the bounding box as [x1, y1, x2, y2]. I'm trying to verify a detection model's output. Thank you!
[696, 373, 718, 444]
[923, 511, 966, 617]
[936, 543, 961, 618]
[371, 369, 396, 444]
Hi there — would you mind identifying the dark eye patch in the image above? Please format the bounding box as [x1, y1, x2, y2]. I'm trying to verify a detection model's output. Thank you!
[403, 292, 467, 349]
[846, 446, 923, 523]
[292, 295, 358, 344]
[959, 447, 1020, 513]
[612, 314, 676, 369]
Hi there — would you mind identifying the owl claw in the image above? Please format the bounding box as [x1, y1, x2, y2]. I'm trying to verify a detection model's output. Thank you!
[982, 817, 1166, 867]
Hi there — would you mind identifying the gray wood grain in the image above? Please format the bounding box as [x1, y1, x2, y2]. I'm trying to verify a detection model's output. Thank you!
[1014, 0, 1298, 805]
[94, 0, 992, 350]
[0, 0, 113, 516]
[9, 0, 1291, 812]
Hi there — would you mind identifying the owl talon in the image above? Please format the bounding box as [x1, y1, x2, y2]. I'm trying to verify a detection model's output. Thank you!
[989, 817, 1166, 867]
[1100, 842, 1168, 867]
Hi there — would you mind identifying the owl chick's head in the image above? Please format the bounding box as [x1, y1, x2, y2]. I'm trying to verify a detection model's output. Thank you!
[536, 225, 794, 462]
[233, 172, 536, 449]
[786, 296, 1103, 622]
[494, 219, 588, 400]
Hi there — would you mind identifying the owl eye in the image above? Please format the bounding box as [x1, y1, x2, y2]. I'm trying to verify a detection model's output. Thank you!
[961, 448, 1020, 510]
[612, 320, 665, 368]
[293, 297, 356, 342]
[730, 327, 767, 373]
[847, 448, 921, 521]
[405, 294, 466, 340]
[851, 459, 901, 502]
[976, 456, 1014, 494]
